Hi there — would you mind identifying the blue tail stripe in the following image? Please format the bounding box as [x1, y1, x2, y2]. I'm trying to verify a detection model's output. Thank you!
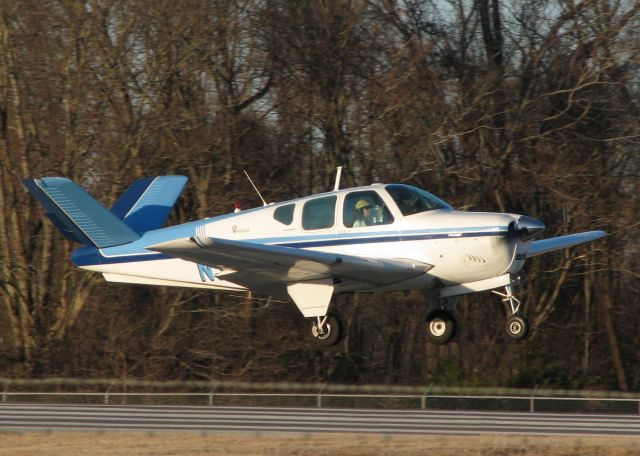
[110, 177, 155, 219]
[111, 176, 188, 234]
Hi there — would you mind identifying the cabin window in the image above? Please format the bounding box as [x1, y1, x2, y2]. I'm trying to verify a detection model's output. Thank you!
[273, 204, 295, 225]
[343, 191, 394, 228]
[302, 196, 336, 230]
[385, 184, 452, 216]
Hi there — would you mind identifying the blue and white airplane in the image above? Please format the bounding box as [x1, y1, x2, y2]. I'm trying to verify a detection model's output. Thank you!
[24, 174, 606, 346]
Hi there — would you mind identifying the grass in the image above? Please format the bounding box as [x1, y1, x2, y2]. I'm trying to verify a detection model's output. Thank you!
[0, 432, 638, 455]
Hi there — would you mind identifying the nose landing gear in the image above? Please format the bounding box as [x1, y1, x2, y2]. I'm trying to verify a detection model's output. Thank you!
[506, 315, 528, 340]
[493, 284, 529, 340]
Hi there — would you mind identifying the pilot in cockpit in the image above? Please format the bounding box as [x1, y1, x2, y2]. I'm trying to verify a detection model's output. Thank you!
[353, 199, 374, 227]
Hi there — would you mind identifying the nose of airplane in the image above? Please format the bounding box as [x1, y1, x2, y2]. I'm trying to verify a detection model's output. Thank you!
[509, 215, 546, 241]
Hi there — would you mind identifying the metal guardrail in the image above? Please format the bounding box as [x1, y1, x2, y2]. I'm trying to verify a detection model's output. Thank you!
[0, 378, 639, 414]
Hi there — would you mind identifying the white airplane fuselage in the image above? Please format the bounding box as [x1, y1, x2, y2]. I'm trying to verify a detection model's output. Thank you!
[73, 184, 533, 298]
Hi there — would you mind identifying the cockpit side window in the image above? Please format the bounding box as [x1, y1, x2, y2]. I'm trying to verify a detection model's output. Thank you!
[302, 196, 336, 230]
[273, 203, 295, 225]
[343, 191, 394, 228]
[386, 185, 452, 216]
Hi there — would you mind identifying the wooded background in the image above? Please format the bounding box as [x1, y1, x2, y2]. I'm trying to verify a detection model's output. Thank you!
[0, 0, 638, 390]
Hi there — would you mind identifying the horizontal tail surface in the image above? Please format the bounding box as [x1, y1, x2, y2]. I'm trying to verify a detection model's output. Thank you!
[23, 177, 140, 248]
[110, 175, 188, 234]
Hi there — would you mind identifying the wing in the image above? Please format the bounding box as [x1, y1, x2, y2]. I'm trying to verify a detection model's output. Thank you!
[146, 236, 432, 295]
[527, 230, 606, 258]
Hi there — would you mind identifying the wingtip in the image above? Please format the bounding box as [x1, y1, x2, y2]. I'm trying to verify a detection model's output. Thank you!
[589, 230, 608, 240]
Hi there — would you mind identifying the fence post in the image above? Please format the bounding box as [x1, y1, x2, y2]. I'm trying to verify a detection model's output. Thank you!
[2, 384, 7, 403]
[530, 385, 538, 413]
[421, 384, 433, 410]
[209, 387, 216, 407]
[317, 383, 327, 408]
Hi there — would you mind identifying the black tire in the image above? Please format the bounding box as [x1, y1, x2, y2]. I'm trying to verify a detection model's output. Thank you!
[425, 309, 457, 345]
[506, 315, 529, 340]
[310, 314, 343, 347]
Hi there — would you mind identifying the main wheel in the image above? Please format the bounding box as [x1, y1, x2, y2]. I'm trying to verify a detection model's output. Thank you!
[425, 309, 457, 345]
[310, 314, 343, 346]
[506, 315, 529, 340]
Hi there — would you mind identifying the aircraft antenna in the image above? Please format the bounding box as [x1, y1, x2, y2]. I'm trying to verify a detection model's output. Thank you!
[333, 166, 343, 191]
[244, 170, 267, 206]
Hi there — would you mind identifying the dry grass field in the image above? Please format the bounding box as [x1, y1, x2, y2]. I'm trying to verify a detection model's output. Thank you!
[0, 432, 638, 456]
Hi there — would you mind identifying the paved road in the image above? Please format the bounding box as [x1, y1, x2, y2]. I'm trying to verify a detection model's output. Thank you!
[0, 404, 639, 436]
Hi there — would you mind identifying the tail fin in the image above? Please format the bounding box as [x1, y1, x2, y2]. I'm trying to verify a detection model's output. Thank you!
[23, 177, 140, 248]
[110, 175, 188, 234]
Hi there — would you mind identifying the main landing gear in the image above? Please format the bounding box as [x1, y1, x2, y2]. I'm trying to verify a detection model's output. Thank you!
[492, 284, 529, 340]
[310, 313, 343, 346]
[425, 309, 457, 345]
[287, 279, 343, 346]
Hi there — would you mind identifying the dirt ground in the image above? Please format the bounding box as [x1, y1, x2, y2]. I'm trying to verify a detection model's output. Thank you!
[0, 432, 638, 456]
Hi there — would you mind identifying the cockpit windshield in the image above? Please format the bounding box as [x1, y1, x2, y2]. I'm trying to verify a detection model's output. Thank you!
[385, 184, 452, 216]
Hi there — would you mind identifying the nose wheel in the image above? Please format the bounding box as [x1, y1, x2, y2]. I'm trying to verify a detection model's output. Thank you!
[493, 284, 529, 340]
[506, 315, 528, 340]
[310, 314, 342, 346]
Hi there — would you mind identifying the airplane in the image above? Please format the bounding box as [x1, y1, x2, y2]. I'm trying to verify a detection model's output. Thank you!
[23, 173, 606, 346]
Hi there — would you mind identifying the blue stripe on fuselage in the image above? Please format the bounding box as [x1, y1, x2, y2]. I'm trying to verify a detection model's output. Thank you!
[72, 226, 509, 267]
[276, 229, 507, 248]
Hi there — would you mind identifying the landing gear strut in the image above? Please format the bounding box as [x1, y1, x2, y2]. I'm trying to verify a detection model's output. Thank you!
[310, 313, 342, 346]
[425, 309, 457, 345]
[493, 284, 529, 340]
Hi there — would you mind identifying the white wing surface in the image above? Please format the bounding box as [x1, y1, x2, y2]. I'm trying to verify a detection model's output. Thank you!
[527, 230, 606, 258]
[147, 236, 432, 295]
